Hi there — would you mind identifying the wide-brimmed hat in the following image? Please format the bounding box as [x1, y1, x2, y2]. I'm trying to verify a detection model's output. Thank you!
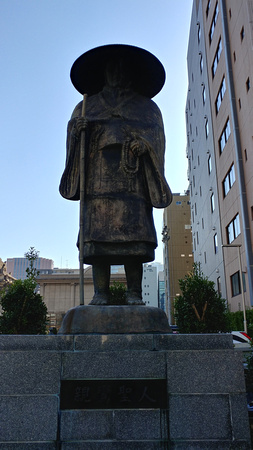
[70, 44, 165, 98]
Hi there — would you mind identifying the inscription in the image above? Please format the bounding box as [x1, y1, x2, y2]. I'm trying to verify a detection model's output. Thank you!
[60, 379, 167, 410]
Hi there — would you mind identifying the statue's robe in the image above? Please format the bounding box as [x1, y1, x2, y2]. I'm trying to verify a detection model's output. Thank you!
[59, 86, 172, 264]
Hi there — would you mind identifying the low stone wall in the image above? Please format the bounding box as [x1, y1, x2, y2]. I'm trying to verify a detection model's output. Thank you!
[0, 334, 250, 449]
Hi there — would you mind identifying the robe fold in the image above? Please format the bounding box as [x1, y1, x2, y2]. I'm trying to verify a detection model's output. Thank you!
[60, 86, 172, 264]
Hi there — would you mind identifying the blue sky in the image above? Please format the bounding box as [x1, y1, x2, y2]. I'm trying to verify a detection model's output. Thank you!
[0, 0, 192, 268]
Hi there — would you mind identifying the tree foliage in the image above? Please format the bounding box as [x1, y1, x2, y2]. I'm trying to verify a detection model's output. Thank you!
[174, 263, 229, 333]
[109, 281, 127, 305]
[0, 247, 47, 334]
[24, 246, 40, 279]
[227, 309, 253, 338]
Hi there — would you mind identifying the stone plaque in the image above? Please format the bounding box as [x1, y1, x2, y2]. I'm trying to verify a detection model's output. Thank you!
[60, 379, 167, 410]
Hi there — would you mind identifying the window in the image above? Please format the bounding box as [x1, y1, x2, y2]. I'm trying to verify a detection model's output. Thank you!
[240, 26, 245, 41]
[246, 77, 250, 92]
[212, 38, 222, 78]
[217, 277, 221, 295]
[223, 164, 235, 197]
[208, 155, 212, 174]
[202, 85, 206, 104]
[215, 77, 226, 114]
[227, 214, 241, 244]
[214, 233, 218, 253]
[219, 118, 231, 153]
[200, 54, 203, 73]
[206, 0, 211, 18]
[231, 271, 246, 296]
[209, 2, 219, 43]
[211, 193, 215, 212]
[205, 118, 209, 138]
[198, 23, 201, 43]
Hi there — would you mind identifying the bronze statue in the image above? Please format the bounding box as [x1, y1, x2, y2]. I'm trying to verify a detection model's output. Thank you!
[60, 44, 172, 306]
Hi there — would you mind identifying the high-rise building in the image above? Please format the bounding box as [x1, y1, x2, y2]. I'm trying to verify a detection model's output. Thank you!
[163, 193, 193, 323]
[186, 0, 253, 311]
[142, 264, 159, 307]
[7, 257, 54, 280]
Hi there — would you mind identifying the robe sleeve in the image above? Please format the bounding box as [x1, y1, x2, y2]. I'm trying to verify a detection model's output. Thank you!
[59, 102, 83, 200]
[141, 103, 172, 208]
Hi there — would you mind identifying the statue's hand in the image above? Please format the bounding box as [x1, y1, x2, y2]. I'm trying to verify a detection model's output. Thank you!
[75, 117, 88, 135]
[130, 139, 148, 157]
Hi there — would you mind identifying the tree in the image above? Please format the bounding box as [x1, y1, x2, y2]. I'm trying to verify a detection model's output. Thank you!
[109, 281, 127, 305]
[24, 246, 40, 279]
[174, 263, 229, 333]
[0, 247, 47, 334]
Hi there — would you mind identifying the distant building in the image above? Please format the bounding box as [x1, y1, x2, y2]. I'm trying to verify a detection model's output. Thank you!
[186, 0, 253, 311]
[0, 258, 15, 291]
[7, 257, 54, 280]
[158, 271, 166, 312]
[142, 264, 159, 307]
[37, 263, 163, 328]
[163, 193, 193, 323]
[37, 266, 127, 329]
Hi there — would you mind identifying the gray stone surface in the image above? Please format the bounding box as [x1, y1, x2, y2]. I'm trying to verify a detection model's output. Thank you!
[169, 394, 231, 440]
[0, 334, 74, 351]
[0, 396, 58, 441]
[62, 350, 166, 379]
[0, 445, 56, 450]
[0, 351, 61, 394]
[61, 410, 113, 440]
[171, 443, 250, 449]
[114, 410, 161, 440]
[75, 333, 155, 352]
[155, 333, 233, 350]
[61, 443, 165, 449]
[0, 334, 250, 448]
[230, 393, 251, 441]
[166, 350, 245, 393]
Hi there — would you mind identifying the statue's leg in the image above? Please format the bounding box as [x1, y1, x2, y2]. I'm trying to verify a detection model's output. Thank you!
[124, 260, 145, 305]
[89, 261, 110, 305]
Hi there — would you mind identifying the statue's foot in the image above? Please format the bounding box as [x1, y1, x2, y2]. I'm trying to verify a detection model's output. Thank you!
[89, 293, 109, 305]
[126, 294, 145, 306]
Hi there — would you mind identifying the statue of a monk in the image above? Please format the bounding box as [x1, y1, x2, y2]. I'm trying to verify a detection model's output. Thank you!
[59, 44, 172, 306]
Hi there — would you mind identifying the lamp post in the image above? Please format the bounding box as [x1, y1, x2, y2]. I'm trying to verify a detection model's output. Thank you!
[222, 244, 247, 334]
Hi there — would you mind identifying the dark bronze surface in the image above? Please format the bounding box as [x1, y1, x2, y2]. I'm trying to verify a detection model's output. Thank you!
[59, 45, 172, 306]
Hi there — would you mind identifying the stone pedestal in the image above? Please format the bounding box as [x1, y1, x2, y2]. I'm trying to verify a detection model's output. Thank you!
[59, 305, 171, 334]
[0, 334, 251, 448]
